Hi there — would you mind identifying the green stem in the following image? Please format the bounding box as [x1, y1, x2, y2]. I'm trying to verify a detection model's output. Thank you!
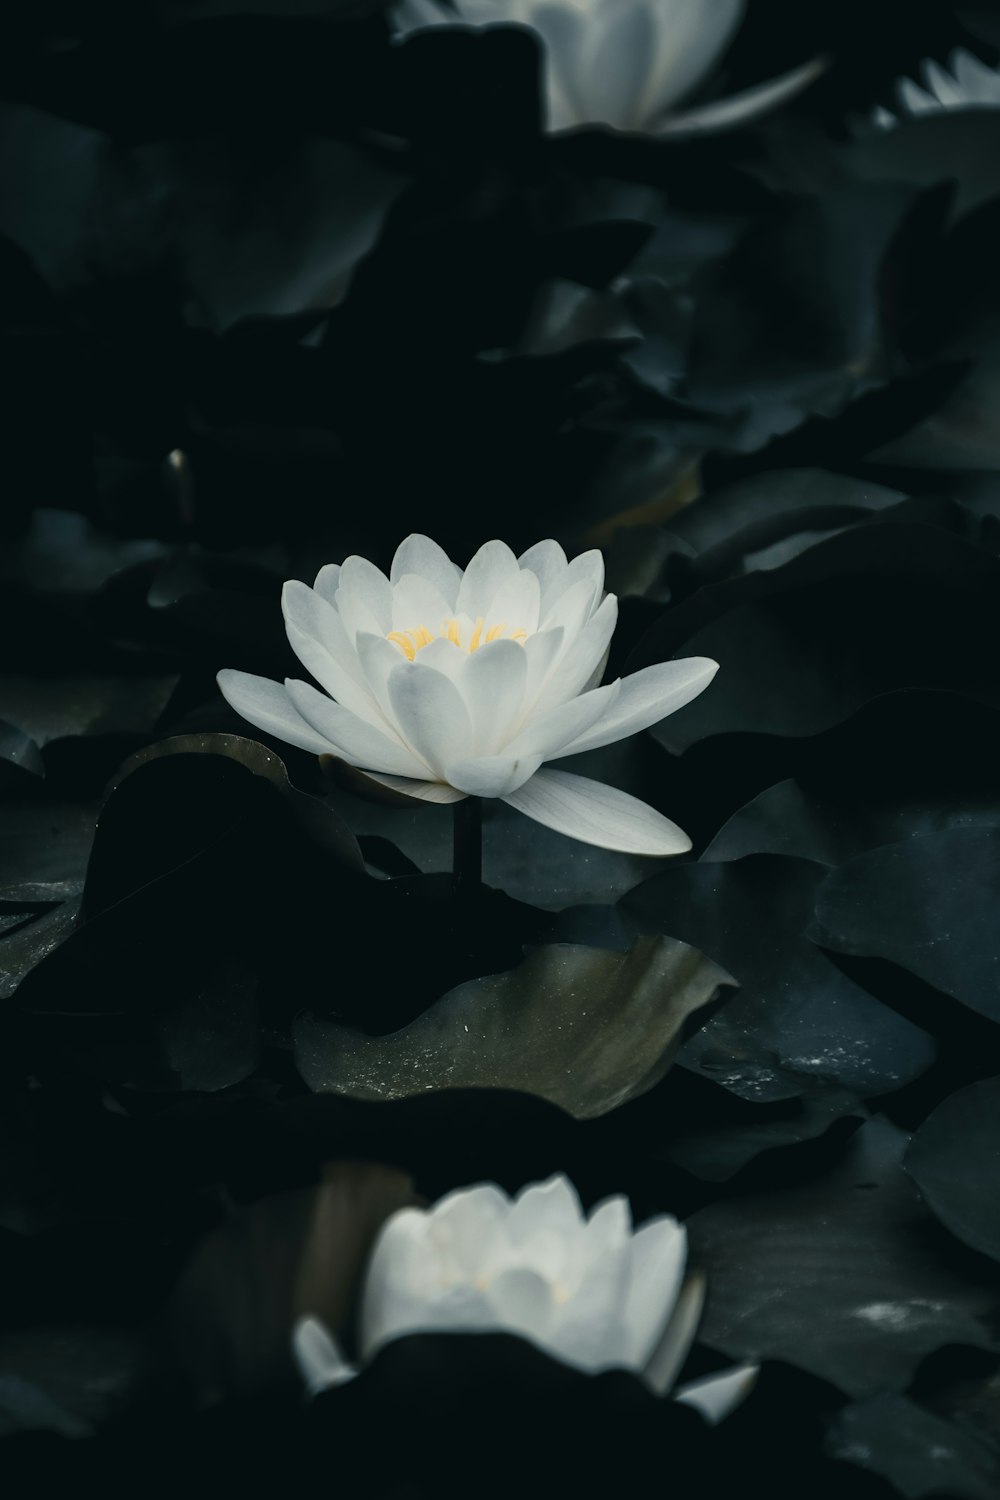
[452, 796, 483, 899]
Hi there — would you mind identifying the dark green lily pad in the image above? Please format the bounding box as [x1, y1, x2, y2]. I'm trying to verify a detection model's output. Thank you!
[621, 855, 935, 1103]
[0, 674, 179, 748]
[704, 776, 1000, 867]
[688, 1117, 1000, 1399]
[0, 900, 81, 1002]
[0, 800, 97, 902]
[627, 522, 1000, 752]
[905, 1077, 1000, 1265]
[826, 1392, 1000, 1500]
[810, 828, 1000, 1024]
[294, 937, 733, 1120]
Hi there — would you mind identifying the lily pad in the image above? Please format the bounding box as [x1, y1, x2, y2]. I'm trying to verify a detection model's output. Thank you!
[905, 1077, 1000, 1264]
[621, 855, 935, 1103]
[627, 521, 1000, 752]
[293, 937, 733, 1120]
[810, 828, 1000, 1024]
[688, 1117, 1000, 1398]
[826, 1392, 1000, 1500]
[704, 775, 1000, 866]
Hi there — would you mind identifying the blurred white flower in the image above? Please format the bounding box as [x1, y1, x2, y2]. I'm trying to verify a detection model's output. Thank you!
[873, 47, 1000, 129]
[393, 0, 825, 137]
[218, 535, 716, 856]
[293, 1173, 757, 1418]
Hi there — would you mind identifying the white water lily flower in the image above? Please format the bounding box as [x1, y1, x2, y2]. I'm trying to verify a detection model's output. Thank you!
[393, 0, 826, 138]
[217, 535, 717, 856]
[873, 47, 1000, 128]
[293, 1174, 757, 1419]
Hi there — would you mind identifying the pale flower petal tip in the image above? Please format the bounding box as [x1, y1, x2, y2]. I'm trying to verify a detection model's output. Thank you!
[287, 1173, 748, 1412]
[218, 533, 710, 854]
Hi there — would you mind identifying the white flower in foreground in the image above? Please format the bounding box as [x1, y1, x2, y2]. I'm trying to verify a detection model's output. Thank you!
[293, 1174, 757, 1420]
[873, 47, 1000, 128]
[393, 0, 826, 138]
[217, 535, 717, 856]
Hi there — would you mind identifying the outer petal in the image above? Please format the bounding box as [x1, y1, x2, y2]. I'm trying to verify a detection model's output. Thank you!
[387, 662, 473, 778]
[390, 573, 455, 633]
[285, 678, 429, 777]
[390, 533, 461, 605]
[485, 567, 541, 637]
[640, 0, 745, 118]
[674, 1365, 759, 1424]
[644, 1272, 705, 1396]
[517, 539, 569, 606]
[487, 1267, 557, 1343]
[620, 1215, 687, 1369]
[503, 679, 621, 761]
[293, 1318, 358, 1395]
[360, 771, 468, 804]
[507, 1174, 585, 1244]
[312, 562, 342, 605]
[549, 658, 719, 759]
[457, 639, 528, 757]
[537, 594, 618, 708]
[217, 669, 336, 757]
[658, 55, 828, 138]
[547, 1245, 634, 1372]
[503, 769, 691, 855]
[283, 581, 385, 727]
[335, 555, 392, 640]
[456, 539, 520, 618]
[444, 753, 544, 798]
[539, 549, 604, 625]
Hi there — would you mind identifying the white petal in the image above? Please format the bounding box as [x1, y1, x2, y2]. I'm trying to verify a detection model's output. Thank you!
[503, 679, 622, 761]
[923, 57, 965, 107]
[445, 753, 544, 798]
[456, 539, 521, 618]
[621, 1215, 687, 1369]
[430, 1183, 512, 1274]
[953, 47, 1000, 104]
[548, 1246, 634, 1372]
[517, 539, 569, 606]
[216, 669, 336, 756]
[898, 76, 937, 115]
[576, 2, 660, 131]
[292, 1317, 358, 1395]
[675, 1364, 759, 1424]
[392, 0, 450, 32]
[584, 1195, 632, 1259]
[335, 555, 392, 639]
[282, 581, 385, 727]
[639, 0, 746, 118]
[508, 1174, 585, 1241]
[361, 771, 468, 804]
[538, 594, 618, 708]
[539, 549, 604, 625]
[485, 568, 541, 637]
[458, 638, 528, 757]
[390, 573, 455, 633]
[313, 562, 342, 605]
[387, 662, 473, 779]
[285, 678, 429, 777]
[658, 54, 828, 138]
[643, 1271, 705, 1396]
[550, 658, 719, 759]
[487, 1267, 556, 1341]
[356, 630, 411, 719]
[504, 769, 691, 855]
[390, 533, 461, 605]
[521, 626, 566, 713]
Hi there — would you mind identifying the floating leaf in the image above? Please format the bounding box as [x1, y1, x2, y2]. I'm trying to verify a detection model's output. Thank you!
[905, 1077, 1000, 1264]
[294, 938, 732, 1120]
[810, 828, 1000, 1024]
[688, 1117, 1000, 1398]
[622, 855, 935, 1102]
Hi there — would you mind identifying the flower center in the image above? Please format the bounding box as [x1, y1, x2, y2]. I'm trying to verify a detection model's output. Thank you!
[387, 617, 528, 662]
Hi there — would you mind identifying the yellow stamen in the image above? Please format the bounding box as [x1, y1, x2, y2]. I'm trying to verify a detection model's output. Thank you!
[386, 617, 530, 657]
[387, 630, 416, 661]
